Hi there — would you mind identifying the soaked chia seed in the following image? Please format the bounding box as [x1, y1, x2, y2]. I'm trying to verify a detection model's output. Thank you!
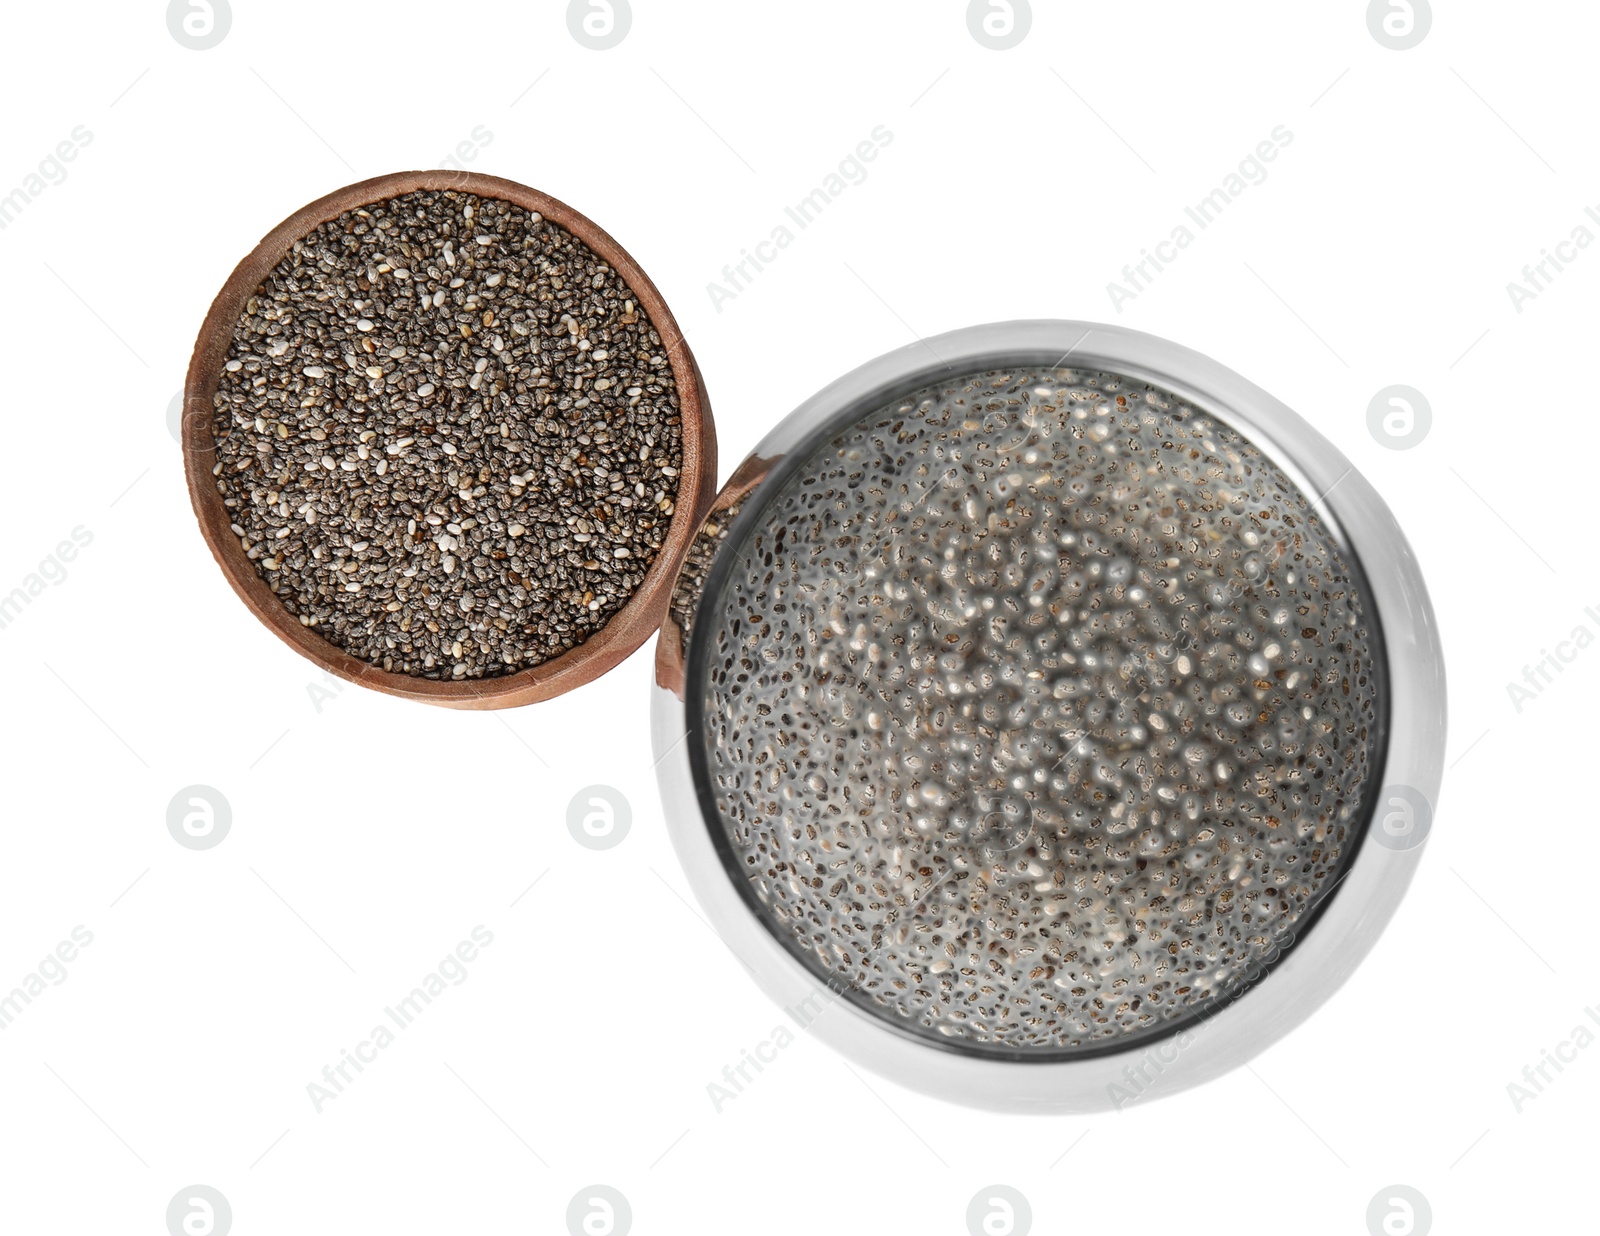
[212, 189, 683, 680]
[694, 365, 1383, 1054]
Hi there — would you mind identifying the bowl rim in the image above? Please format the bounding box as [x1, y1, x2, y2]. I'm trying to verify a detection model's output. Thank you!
[183, 169, 716, 709]
[651, 319, 1446, 1112]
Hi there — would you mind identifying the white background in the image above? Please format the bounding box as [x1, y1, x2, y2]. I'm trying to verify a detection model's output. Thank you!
[0, 2, 1592, 1233]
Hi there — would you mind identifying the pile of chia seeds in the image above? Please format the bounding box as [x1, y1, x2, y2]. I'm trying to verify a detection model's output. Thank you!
[211, 189, 684, 680]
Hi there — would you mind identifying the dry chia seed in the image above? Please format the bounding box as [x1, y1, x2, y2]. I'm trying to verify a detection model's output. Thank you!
[211, 189, 684, 680]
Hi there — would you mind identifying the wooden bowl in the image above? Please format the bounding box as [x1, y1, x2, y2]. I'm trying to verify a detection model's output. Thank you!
[183, 170, 716, 708]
